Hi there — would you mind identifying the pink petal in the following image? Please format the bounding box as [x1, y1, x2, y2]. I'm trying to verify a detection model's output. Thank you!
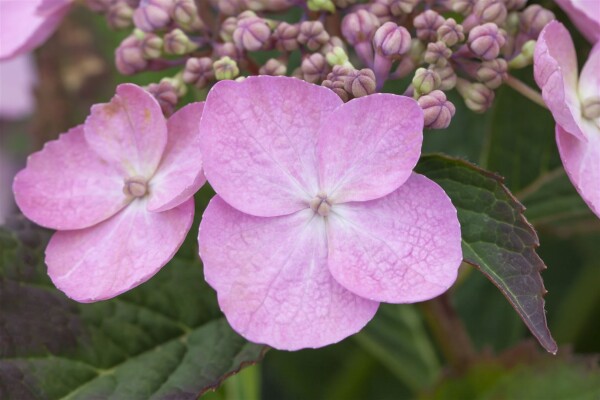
[578, 42, 600, 103]
[199, 76, 343, 217]
[13, 125, 128, 230]
[46, 197, 194, 302]
[556, 125, 600, 218]
[199, 196, 379, 350]
[534, 21, 585, 141]
[0, 0, 71, 60]
[0, 54, 37, 119]
[316, 94, 423, 203]
[148, 102, 206, 212]
[84, 83, 168, 179]
[555, 0, 600, 43]
[327, 173, 462, 303]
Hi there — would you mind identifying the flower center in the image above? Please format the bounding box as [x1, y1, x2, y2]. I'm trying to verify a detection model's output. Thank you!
[123, 177, 148, 198]
[310, 193, 332, 217]
[581, 97, 600, 120]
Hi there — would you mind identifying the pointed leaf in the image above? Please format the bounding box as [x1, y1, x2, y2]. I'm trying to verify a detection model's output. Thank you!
[416, 154, 557, 354]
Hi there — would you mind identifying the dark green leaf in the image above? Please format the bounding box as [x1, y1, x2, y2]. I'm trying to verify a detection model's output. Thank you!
[0, 216, 266, 400]
[416, 154, 557, 354]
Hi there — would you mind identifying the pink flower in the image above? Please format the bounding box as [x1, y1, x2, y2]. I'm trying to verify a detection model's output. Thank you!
[13, 84, 206, 302]
[198, 76, 463, 350]
[0, 0, 72, 60]
[0, 54, 37, 119]
[534, 21, 600, 218]
[555, 0, 600, 43]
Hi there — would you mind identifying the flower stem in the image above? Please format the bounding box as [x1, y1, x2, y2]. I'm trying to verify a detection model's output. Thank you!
[420, 292, 476, 372]
[504, 75, 548, 109]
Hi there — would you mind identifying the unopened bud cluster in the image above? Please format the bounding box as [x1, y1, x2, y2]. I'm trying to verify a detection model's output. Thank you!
[86, 0, 553, 126]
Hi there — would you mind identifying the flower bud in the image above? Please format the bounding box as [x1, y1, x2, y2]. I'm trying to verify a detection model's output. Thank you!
[298, 21, 330, 51]
[348, 68, 376, 97]
[341, 9, 380, 45]
[274, 22, 299, 52]
[259, 58, 287, 76]
[582, 97, 600, 120]
[325, 47, 350, 66]
[322, 79, 351, 102]
[115, 35, 147, 75]
[418, 90, 456, 129]
[172, 0, 204, 32]
[477, 58, 507, 89]
[424, 41, 452, 66]
[373, 22, 411, 58]
[320, 36, 347, 56]
[414, 10, 445, 43]
[473, 0, 507, 25]
[437, 18, 465, 46]
[369, 0, 393, 22]
[213, 56, 240, 80]
[412, 67, 441, 96]
[214, 42, 244, 63]
[519, 5, 555, 39]
[141, 33, 163, 59]
[147, 81, 178, 116]
[458, 80, 495, 112]
[431, 64, 457, 90]
[107, 2, 134, 29]
[220, 17, 238, 42]
[505, 0, 526, 11]
[164, 28, 197, 55]
[233, 16, 271, 51]
[183, 57, 214, 88]
[307, 0, 336, 13]
[451, 0, 475, 14]
[133, 0, 172, 32]
[217, 0, 245, 16]
[390, 0, 420, 15]
[301, 53, 330, 83]
[468, 23, 506, 60]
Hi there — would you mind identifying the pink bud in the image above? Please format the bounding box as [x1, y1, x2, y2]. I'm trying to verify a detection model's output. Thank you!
[451, 0, 475, 15]
[259, 58, 287, 75]
[473, 0, 507, 25]
[341, 9, 380, 45]
[147, 81, 178, 116]
[233, 16, 271, 51]
[468, 23, 506, 60]
[107, 2, 134, 30]
[519, 5, 555, 39]
[172, 0, 204, 31]
[390, 0, 420, 15]
[418, 90, 456, 129]
[373, 22, 411, 58]
[301, 53, 330, 83]
[424, 41, 452, 66]
[414, 10, 445, 42]
[115, 35, 147, 75]
[348, 68, 376, 97]
[183, 57, 214, 88]
[133, 0, 173, 32]
[298, 21, 330, 51]
[217, 0, 245, 16]
[477, 58, 507, 89]
[274, 22, 300, 52]
[437, 18, 465, 46]
[412, 67, 441, 95]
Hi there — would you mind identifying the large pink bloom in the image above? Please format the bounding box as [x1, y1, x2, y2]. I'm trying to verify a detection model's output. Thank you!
[13, 84, 206, 302]
[534, 21, 600, 218]
[555, 0, 600, 43]
[198, 76, 462, 350]
[0, 0, 72, 60]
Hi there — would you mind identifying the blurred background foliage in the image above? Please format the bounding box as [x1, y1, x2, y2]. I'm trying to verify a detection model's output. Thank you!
[0, 1, 599, 399]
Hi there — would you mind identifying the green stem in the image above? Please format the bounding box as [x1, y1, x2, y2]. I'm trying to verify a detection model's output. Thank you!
[504, 75, 548, 109]
[420, 293, 476, 372]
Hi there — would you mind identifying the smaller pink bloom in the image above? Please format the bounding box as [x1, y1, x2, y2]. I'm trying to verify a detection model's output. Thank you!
[534, 21, 600, 218]
[0, 54, 37, 119]
[13, 84, 206, 302]
[0, 0, 73, 60]
[198, 76, 462, 350]
[555, 0, 600, 43]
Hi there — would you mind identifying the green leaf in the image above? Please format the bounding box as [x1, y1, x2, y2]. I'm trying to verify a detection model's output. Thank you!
[416, 154, 557, 354]
[353, 304, 441, 392]
[0, 217, 266, 400]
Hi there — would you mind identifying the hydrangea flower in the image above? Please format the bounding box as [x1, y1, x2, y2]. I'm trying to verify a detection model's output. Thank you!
[0, 0, 72, 60]
[198, 76, 462, 350]
[555, 0, 600, 43]
[534, 21, 600, 218]
[13, 84, 206, 302]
